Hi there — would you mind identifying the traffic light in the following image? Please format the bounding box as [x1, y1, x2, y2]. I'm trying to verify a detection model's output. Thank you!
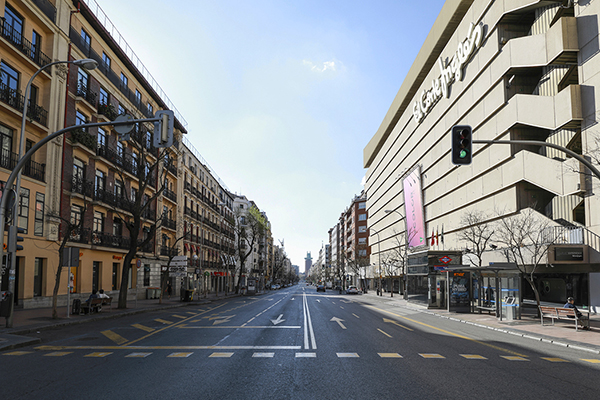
[7, 225, 24, 252]
[451, 125, 472, 165]
[153, 110, 174, 148]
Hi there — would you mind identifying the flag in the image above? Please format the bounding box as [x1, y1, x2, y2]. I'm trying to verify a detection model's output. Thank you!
[441, 224, 444, 245]
[436, 227, 439, 246]
[431, 230, 435, 246]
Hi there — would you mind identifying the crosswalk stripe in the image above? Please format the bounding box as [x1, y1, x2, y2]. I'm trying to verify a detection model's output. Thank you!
[295, 352, 316, 358]
[101, 330, 128, 345]
[84, 352, 112, 358]
[378, 353, 402, 358]
[252, 352, 275, 358]
[172, 315, 187, 319]
[460, 354, 487, 360]
[155, 319, 174, 324]
[126, 352, 152, 358]
[132, 323, 155, 332]
[582, 359, 600, 363]
[44, 351, 73, 357]
[168, 352, 193, 358]
[209, 352, 234, 358]
[419, 353, 445, 359]
[337, 353, 359, 358]
[501, 356, 529, 361]
[3, 351, 33, 356]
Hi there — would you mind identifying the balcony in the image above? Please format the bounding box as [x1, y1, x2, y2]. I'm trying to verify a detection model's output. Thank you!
[160, 246, 179, 257]
[184, 181, 192, 193]
[0, 148, 45, 182]
[68, 228, 90, 245]
[138, 240, 155, 254]
[141, 207, 155, 220]
[31, 0, 56, 23]
[165, 161, 178, 176]
[1, 17, 52, 68]
[69, 128, 97, 152]
[184, 206, 192, 217]
[0, 82, 48, 126]
[91, 231, 131, 249]
[162, 216, 176, 230]
[163, 187, 177, 202]
[76, 81, 97, 107]
[97, 102, 118, 120]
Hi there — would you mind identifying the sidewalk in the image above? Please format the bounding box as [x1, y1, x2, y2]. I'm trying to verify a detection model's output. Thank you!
[361, 291, 600, 355]
[0, 291, 250, 351]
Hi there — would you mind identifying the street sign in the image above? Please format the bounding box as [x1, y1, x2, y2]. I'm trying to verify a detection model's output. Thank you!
[439, 256, 452, 264]
[169, 266, 186, 272]
[170, 261, 188, 267]
[169, 272, 186, 278]
[172, 255, 187, 262]
[136, 259, 142, 269]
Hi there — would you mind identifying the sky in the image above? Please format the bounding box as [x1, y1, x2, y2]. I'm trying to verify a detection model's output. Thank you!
[93, 0, 447, 270]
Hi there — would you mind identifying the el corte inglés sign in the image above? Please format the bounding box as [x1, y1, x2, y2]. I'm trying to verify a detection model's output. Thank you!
[412, 22, 483, 125]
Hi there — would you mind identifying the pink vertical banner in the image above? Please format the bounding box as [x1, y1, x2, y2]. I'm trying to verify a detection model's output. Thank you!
[402, 166, 426, 249]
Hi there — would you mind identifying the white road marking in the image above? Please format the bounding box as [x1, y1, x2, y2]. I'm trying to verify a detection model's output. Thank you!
[303, 293, 317, 349]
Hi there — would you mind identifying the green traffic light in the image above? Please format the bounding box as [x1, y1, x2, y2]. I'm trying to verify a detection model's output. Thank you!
[459, 149, 468, 158]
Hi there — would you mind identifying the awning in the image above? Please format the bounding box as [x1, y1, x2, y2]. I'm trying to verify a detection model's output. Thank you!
[191, 245, 196, 252]
[184, 243, 190, 252]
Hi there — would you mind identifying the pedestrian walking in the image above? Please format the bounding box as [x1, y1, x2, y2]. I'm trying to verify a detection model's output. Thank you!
[166, 281, 172, 299]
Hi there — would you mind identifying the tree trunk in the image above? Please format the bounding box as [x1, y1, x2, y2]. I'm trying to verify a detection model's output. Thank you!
[525, 274, 542, 317]
[51, 264, 62, 319]
[118, 251, 135, 309]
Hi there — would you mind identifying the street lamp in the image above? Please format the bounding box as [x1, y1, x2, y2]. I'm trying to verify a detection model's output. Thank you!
[4, 59, 98, 328]
[385, 209, 407, 299]
[370, 226, 383, 296]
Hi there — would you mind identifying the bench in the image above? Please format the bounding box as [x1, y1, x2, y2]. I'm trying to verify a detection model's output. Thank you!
[80, 297, 112, 315]
[476, 305, 496, 314]
[539, 306, 587, 331]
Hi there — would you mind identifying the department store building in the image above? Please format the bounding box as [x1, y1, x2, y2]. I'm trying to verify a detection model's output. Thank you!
[364, 0, 600, 311]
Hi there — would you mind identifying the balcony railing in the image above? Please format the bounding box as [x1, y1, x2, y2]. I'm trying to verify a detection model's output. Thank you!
[69, 128, 97, 151]
[1, 148, 45, 182]
[76, 81, 98, 107]
[31, 0, 56, 23]
[0, 82, 48, 126]
[91, 231, 131, 249]
[1, 17, 52, 68]
[163, 187, 177, 202]
[162, 216, 176, 230]
[141, 207, 155, 220]
[97, 102, 118, 120]
[68, 228, 90, 244]
[160, 246, 179, 257]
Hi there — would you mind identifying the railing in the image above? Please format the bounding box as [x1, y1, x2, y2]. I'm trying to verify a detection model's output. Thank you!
[1, 17, 52, 68]
[166, 162, 177, 176]
[184, 181, 191, 193]
[69, 128, 97, 151]
[76, 81, 98, 107]
[97, 102, 118, 120]
[141, 207, 155, 220]
[91, 231, 131, 249]
[69, 228, 90, 244]
[163, 187, 177, 202]
[0, 82, 48, 126]
[1, 148, 45, 182]
[543, 225, 600, 252]
[160, 246, 178, 257]
[138, 240, 154, 254]
[31, 0, 57, 23]
[162, 216, 176, 230]
[184, 206, 191, 216]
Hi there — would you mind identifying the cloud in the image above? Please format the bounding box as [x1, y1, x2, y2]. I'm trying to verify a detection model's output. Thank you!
[303, 59, 338, 73]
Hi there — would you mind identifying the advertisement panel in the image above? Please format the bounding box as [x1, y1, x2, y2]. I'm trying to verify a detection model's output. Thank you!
[449, 271, 471, 313]
[402, 166, 426, 249]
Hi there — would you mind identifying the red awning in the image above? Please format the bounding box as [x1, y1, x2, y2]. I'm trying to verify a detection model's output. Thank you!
[191, 245, 196, 252]
[184, 243, 190, 252]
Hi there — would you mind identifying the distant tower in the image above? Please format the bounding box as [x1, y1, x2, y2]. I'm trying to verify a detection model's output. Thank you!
[304, 252, 312, 274]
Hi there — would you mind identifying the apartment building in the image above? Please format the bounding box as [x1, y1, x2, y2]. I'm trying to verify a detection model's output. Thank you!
[364, 0, 600, 310]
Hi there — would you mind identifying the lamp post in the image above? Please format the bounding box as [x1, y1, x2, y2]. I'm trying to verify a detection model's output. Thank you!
[3, 59, 98, 328]
[385, 209, 407, 300]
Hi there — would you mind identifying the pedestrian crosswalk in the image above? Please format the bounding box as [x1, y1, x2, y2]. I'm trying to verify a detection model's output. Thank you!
[2, 349, 599, 364]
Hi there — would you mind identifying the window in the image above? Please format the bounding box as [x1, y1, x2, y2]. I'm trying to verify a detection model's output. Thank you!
[75, 110, 88, 128]
[117, 141, 124, 160]
[0, 124, 14, 163]
[1, 61, 19, 92]
[358, 249, 367, 257]
[99, 87, 108, 105]
[92, 261, 100, 292]
[95, 170, 105, 197]
[113, 217, 122, 236]
[80, 28, 91, 50]
[34, 193, 44, 236]
[147, 103, 153, 115]
[102, 52, 111, 70]
[131, 187, 138, 203]
[358, 226, 367, 233]
[93, 211, 104, 233]
[33, 258, 44, 297]
[29, 85, 39, 109]
[120, 73, 128, 88]
[97, 127, 106, 149]
[18, 187, 29, 233]
[143, 265, 150, 286]
[4, 5, 23, 43]
[31, 30, 41, 61]
[112, 263, 119, 290]
[70, 204, 82, 226]
[358, 214, 366, 221]
[132, 152, 138, 174]
[115, 180, 124, 198]
[135, 90, 141, 104]
[73, 158, 85, 184]
[358, 202, 366, 209]
[77, 68, 89, 94]
[358, 237, 367, 245]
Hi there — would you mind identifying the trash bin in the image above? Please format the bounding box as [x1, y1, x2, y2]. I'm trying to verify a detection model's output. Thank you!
[180, 289, 192, 302]
[0, 291, 13, 317]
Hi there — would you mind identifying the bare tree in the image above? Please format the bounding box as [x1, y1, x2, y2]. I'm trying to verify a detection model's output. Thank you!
[343, 244, 370, 292]
[458, 210, 495, 267]
[494, 207, 558, 312]
[385, 227, 417, 297]
[233, 205, 267, 293]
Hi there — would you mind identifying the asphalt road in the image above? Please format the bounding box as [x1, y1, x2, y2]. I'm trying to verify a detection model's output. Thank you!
[2, 284, 600, 399]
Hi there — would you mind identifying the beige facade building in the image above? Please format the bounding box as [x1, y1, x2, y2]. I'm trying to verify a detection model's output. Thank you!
[364, 0, 600, 311]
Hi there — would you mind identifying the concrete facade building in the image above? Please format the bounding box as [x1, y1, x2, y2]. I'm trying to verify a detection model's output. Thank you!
[364, 0, 600, 310]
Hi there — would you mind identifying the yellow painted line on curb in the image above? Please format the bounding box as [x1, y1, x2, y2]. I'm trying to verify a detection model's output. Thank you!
[460, 354, 487, 360]
[378, 353, 402, 358]
[367, 305, 527, 357]
[44, 351, 73, 357]
[377, 329, 392, 338]
[84, 352, 112, 358]
[101, 330, 128, 345]
[132, 323, 155, 333]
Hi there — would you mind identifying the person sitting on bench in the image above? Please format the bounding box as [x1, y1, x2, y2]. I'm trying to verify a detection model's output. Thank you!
[564, 297, 590, 330]
[84, 289, 99, 314]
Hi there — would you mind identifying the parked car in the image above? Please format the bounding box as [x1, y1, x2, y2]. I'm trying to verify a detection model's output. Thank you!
[316, 285, 326, 292]
[346, 286, 359, 295]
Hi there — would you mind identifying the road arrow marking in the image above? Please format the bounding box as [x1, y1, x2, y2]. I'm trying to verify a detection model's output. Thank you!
[330, 317, 346, 329]
[271, 314, 286, 325]
[316, 299, 321, 303]
[212, 315, 235, 325]
[383, 318, 414, 331]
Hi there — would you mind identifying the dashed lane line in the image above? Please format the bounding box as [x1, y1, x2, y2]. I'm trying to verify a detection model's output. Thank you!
[377, 329, 392, 338]
[125, 352, 152, 358]
[378, 353, 402, 358]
